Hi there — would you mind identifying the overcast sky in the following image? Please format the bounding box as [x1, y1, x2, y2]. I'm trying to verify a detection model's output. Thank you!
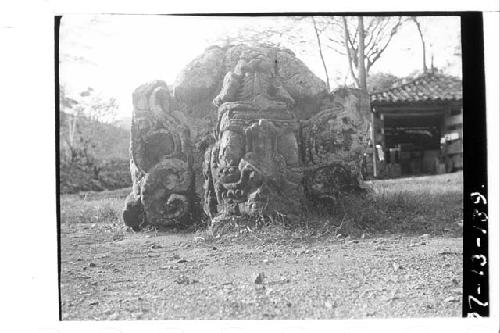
[59, 14, 462, 118]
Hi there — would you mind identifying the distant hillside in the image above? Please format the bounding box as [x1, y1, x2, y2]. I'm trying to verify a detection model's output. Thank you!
[59, 112, 131, 194]
[60, 112, 130, 161]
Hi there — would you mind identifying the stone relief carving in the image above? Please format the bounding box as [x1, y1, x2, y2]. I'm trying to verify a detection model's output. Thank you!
[122, 47, 370, 231]
[122, 80, 198, 230]
[203, 49, 304, 225]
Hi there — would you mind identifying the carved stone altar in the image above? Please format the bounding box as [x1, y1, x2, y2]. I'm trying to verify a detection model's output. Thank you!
[121, 45, 371, 231]
[122, 80, 198, 230]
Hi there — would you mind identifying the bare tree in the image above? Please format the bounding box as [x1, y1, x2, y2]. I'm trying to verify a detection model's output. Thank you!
[311, 17, 331, 91]
[322, 16, 403, 89]
[59, 84, 80, 157]
[357, 17, 367, 90]
[410, 16, 428, 73]
[206, 16, 403, 91]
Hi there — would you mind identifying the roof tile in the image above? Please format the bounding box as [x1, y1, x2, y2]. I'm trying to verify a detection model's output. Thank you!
[370, 73, 462, 105]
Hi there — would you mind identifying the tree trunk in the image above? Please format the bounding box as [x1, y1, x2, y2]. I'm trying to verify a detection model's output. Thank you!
[342, 17, 359, 87]
[412, 17, 427, 73]
[357, 16, 367, 91]
[67, 112, 79, 162]
[311, 17, 331, 91]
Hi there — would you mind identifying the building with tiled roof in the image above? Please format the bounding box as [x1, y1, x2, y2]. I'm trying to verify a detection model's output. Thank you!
[371, 73, 462, 106]
[367, 73, 463, 178]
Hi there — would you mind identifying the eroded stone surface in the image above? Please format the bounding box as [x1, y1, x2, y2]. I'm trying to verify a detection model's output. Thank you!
[203, 53, 370, 226]
[301, 88, 371, 203]
[302, 88, 371, 176]
[171, 44, 328, 200]
[173, 44, 327, 119]
[203, 48, 305, 224]
[123, 80, 198, 229]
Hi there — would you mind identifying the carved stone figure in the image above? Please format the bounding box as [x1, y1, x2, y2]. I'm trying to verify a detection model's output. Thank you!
[122, 80, 197, 230]
[203, 49, 304, 224]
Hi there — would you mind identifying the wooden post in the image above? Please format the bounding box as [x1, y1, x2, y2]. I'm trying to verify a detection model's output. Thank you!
[371, 108, 378, 178]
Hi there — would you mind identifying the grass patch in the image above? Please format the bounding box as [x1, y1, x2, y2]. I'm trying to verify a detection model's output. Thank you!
[289, 172, 463, 237]
[205, 172, 463, 238]
[60, 195, 123, 225]
[59, 172, 463, 238]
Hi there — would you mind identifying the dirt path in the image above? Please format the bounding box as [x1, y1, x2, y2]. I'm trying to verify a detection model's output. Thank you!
[60, 221, 462, 320]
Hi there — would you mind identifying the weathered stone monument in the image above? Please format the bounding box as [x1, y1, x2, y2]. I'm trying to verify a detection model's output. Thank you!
[122, 80, 198, 230]
[301, 88, 371, 203]
[123, 45, 370, 231]
[201, 46, 370, 227]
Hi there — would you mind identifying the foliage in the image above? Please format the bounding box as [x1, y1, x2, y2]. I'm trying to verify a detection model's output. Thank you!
[59, 158, 131, 194]
[366, 72, 400, 92]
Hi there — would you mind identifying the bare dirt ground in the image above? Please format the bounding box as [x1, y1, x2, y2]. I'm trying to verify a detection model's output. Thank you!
[59, 172, 463, 320]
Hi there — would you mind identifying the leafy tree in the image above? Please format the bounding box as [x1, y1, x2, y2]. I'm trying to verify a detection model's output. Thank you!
[366, 72, 400, 92]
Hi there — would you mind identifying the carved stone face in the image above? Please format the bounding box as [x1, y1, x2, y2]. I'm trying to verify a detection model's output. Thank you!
[235, 154, 268, 215]
[204, 48, 313, 221]
[206, 116, 301, 218]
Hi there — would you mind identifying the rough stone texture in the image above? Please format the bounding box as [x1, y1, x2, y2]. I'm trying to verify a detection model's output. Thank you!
[200, 48, 372, 228]
[302, 88, 371, 178]
[173, 44, 327, 119]
[203, 47, 305, 225]
[172, 44, 327, 200]
[299, 88, 371, 204]
[122, 80, 198, 229]
[122, 46, 370, 230]
[173, 46, 227, 105]
[303, 164, 365, 207]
